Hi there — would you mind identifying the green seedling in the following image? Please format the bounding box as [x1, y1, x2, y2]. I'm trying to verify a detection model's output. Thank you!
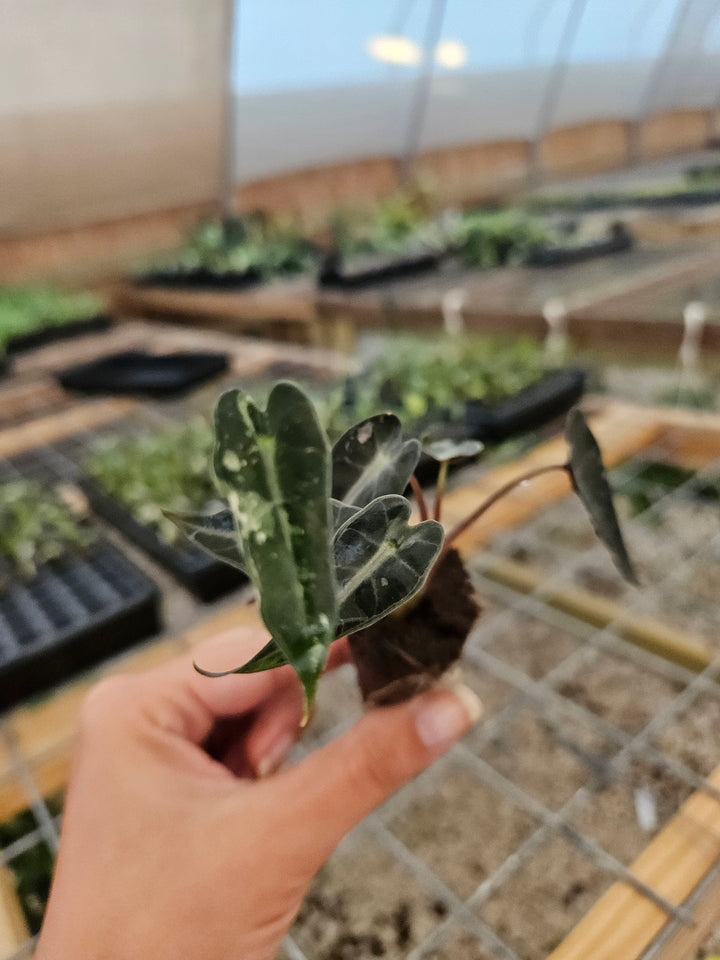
[0, 482, 93, 582]
[169, 384, 637, 718]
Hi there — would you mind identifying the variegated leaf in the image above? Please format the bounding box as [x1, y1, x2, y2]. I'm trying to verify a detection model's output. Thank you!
[213, 383, 337, 711]
[164, 507, 247, 572]
[332, 414, 421, 507]
[334, 494, 444, 636]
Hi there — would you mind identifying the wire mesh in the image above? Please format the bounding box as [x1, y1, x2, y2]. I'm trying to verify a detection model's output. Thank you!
[0, 408, 719, 960]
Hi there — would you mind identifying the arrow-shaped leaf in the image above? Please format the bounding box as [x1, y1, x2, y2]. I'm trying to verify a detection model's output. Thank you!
[194, 636, 289, 676]
[332, 414, 421, 507]
[334, 494, 444, 635]
[213, 383, 337, 711]
[164, 507, 247, 572]
[565, 408, 638, 584]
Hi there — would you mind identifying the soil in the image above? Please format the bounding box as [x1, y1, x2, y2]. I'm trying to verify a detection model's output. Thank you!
[291, 835, 450, 959]
[349, 549, 480, 706]
[653, 691, 720, 778]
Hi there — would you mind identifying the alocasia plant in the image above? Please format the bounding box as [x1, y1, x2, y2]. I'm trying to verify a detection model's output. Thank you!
[169, 382, 636, 718]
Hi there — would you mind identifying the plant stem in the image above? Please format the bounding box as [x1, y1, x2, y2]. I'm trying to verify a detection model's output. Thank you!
[433, 460, 449, 522]
[440, 462, 570, 556]
[410, 474, 428, 522]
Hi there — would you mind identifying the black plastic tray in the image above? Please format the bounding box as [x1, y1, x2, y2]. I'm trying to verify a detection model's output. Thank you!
[135, 266, 262, 290]
[81, 480, 246, 602]
[526, 226, 633, 268]
[0, 539, 160, 711]
[57, 349, 229, 396]
[0, 353, 10, 379]
[6, 314, 113, 355]
[465, 367, 586, 443]
[319, 248, 443, 289]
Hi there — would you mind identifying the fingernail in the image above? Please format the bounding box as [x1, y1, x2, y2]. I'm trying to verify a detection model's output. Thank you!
[414, 684, 482, 752]
[256, 733, 295, 778]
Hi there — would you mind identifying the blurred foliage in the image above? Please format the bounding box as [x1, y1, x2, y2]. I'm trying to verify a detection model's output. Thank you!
[324, 333, 548, 436]
[330, 187, 446, 258]
[655, 384, 718, 410]
[0, 483, 93, 582]
[155, 214, 316, 278]
[0, 795, 63, 936]
[0, 286, 103, 350]
[449, 208, 549, 268]
[85, 419, 220, 545]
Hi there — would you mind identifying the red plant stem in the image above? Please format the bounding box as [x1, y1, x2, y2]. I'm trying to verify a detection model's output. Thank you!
[440, 462, 570, 557]
[433, 460, 449, 522]
[410, 474, 429, 522]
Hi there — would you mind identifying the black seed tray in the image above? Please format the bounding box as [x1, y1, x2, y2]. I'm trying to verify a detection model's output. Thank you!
[0, 540, 160, 712]
[57, 349, 229, 396]
[6, 314, 113, 355]
[135, 266, 262, 290]
[81, 480, 246, 602]
[465, 366, 586, 443]
[526, 227, 633, 268]
[318, 248, 443, 289]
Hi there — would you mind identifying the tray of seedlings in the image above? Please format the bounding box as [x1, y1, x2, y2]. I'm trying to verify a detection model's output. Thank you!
[327, 334, 585, 483]
[318, 190, 449, 289]
[525, 220, 634, 268]
[81, 419, 247, 602]
[57, 349, 229, 397]
[135, 215, 316, 290]
[0, 286, 111, 355]
[0, 482, 160, 710]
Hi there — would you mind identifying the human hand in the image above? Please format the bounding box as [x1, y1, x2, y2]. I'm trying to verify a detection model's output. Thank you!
[36, 628, 481, 960]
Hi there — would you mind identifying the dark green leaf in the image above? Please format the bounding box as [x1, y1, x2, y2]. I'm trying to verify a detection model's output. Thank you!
[565, 408, 638, 584]
[331, 498, 359, 530]
[164, 507, 246, 572]
[334, 494, 444, 635]
[332, 414, 420, 507]
[213, 383, 337, 711]
[424, 439, 484, 462]
[194, 637, 288, 677]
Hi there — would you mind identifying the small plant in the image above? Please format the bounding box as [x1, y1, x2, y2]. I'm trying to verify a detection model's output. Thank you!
[0, 482, 93, 581]
[169, 383, 636, 718]
[449, 209, 549, 268]
[330, 188, 445, 259]
[0, 286, 103, 350]
[84, 420, 218, 545]
[149, 215, 316, 280]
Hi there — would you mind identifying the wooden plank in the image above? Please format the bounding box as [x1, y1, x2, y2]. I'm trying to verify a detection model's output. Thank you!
[652, 867, 720, 960]
[548, 767, 720, 960]
[0, 398, 136, 459]
[479, 556, 714, 675]
[0, 865, 28, 955]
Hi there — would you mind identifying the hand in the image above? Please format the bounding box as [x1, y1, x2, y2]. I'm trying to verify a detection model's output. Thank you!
[36, 628, 481, 960]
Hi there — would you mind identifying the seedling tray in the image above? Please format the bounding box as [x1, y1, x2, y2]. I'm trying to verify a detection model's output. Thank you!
[526, 229, 633, 268]
[80, 480, 246, 602]
[465, 366, 586, 443]
[135, 266, 262, 290]
[5, 314, 112, 355]
[0, 539, 160, 711]
[57, 349, 229, 396]
[318, 248, 443, 289]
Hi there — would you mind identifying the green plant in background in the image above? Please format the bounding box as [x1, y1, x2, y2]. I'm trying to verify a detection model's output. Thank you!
[330, 187, 446, 259]
[155, 214, 316, 279]
[169, 383, 636, 718]
[449, 208, 549, 268]
[0, 286, 103, 350]
[325, 334, 549, 435]
[84, 419, 219, 545]
[0, 483, 93, 581]
[0, 796, 62, 935]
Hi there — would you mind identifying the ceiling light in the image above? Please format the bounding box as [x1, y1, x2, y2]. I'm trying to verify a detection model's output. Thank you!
[434, 38, 468, 69]
[366, 34, 422, 66]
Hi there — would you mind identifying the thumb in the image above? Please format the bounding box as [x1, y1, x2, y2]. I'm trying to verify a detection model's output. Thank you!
[274, 684, 481, 873]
